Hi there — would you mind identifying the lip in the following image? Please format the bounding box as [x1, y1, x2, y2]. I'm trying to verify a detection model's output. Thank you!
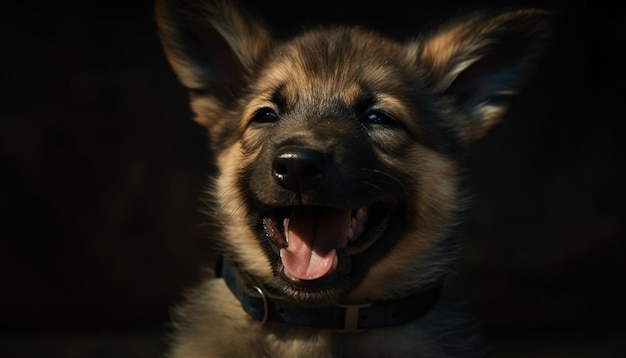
[262, 202, 392, 286]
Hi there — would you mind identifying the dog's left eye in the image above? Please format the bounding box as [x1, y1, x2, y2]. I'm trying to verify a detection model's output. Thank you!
[360, 112, 395, 125]
[252, 108, 279, 123]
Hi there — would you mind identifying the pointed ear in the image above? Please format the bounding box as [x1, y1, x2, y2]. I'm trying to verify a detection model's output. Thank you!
[155, 0, 272, 124]
[418, 10, 553, 142]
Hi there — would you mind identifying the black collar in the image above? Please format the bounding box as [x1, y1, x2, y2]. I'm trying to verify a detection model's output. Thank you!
[216, 257, 442, 333]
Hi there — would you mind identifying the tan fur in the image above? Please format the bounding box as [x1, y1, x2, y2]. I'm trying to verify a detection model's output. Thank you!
[156, 1, 551, 357]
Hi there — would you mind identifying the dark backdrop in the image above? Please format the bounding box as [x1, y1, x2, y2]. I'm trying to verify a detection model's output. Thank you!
[1, 0, 624, 357]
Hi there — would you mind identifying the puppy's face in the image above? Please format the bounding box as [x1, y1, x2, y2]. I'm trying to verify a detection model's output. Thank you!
[223, 28, 461, 303]
[156, 0, 551, 304]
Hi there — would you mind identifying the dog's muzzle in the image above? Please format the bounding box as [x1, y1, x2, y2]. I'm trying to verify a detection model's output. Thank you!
[262, 145, 394, 286]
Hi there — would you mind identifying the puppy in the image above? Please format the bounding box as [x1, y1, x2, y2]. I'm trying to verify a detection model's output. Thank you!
[156, 0, 551, 356]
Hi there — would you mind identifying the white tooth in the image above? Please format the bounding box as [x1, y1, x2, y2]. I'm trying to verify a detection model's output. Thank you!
[349, 218, 357, 241]
[283, 218, 290, 242]
[357, 208, 367, 223]
[331, 255, 338, 270]
[354, 208, 368, 238]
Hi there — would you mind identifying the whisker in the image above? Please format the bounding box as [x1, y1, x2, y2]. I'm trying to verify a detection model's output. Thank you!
[359, 167, 409, 192]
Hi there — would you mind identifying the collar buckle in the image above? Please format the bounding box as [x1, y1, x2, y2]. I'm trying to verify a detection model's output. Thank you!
[335, 303, 373, 333]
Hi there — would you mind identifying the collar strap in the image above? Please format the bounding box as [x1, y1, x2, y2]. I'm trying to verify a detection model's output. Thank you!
[217, 258, 442, 333]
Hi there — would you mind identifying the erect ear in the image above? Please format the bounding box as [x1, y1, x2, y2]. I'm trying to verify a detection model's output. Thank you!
[155, 0, 272, 125]
[417, 9, 553, 142]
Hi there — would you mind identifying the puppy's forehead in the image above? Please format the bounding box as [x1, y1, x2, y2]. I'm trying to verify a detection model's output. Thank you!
[252, 28, 411, 107]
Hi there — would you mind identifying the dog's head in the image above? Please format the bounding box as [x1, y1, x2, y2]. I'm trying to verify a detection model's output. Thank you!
[156, 0, 551, 305]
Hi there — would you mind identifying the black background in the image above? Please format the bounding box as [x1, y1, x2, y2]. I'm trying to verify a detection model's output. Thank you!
[1, 0, 624, 357]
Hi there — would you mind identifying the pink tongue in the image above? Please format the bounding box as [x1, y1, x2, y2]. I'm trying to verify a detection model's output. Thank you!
[280, 206, 350, 281]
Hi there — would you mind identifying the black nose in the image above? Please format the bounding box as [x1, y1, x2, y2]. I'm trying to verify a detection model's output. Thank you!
[272, 147, 325, 194]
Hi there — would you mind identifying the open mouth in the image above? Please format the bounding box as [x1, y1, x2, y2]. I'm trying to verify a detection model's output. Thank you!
[262, 203, 391, 286]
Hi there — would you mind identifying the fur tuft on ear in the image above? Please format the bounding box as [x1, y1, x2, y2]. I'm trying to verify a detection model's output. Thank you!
[417, 10, 553, 141]
[155, 0, 272, 123]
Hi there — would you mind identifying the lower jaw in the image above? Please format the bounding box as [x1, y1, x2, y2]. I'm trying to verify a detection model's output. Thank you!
[273, 265, 354, 304]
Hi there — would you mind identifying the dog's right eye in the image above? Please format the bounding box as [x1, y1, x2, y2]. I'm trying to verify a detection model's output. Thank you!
[252, 108, 279, 123]
[360, 111, 396, 126]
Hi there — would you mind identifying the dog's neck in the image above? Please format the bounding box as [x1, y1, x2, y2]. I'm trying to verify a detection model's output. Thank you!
[217, 257, 443, 333]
